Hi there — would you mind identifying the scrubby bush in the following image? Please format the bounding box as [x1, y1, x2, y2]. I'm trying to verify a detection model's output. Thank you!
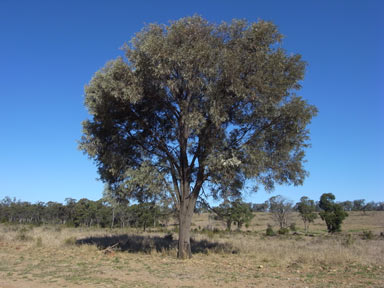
[319, 193, 348, 233]
[266, 225, 276, 236]
[362, 230, 373, 240]
[278, 227, 290, 235]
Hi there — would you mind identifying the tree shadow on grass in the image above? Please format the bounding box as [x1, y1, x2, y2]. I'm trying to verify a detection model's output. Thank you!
[76, 234, 238, 254]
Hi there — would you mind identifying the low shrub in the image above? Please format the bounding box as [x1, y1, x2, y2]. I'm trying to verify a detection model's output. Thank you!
[266, 225, 276, 236]
[362, 230, 374, 240]
[278, 227, 290, 235]
[289, 223, 296, 232]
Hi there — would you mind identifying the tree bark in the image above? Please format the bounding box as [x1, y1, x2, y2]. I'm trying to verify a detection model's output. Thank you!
[177, 197, 197, 259]
[226, 220, 232, 231]
[111, 207, 115, 229]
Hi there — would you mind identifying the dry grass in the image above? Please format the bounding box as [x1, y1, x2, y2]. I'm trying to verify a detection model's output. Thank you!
[192, 211, 384, 234]
[0, 211, 383, 287]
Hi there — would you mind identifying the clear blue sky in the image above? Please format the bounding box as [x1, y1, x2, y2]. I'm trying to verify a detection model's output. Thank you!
[0, 0, 383, 205]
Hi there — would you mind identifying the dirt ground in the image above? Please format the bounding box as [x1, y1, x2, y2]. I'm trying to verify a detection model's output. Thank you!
[0, 211, 383, 287]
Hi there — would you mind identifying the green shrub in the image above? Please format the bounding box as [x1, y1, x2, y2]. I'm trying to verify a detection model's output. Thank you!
[362, 230, 374, 240]
[289, 223, 296, 232]
[319, 193, 348, 233]
[266, 225, 276, 236]
[213, 228, 220, 233]
[278, 227, 290, 235]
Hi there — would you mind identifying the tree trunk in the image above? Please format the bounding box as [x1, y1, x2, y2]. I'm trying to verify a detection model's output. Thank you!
[111, 207, 115, 229]
[178, 197, 196, 259]
[226, 220, 232, 231]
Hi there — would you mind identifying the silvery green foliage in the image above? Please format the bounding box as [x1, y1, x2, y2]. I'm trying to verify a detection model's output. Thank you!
[79, 16, 317, 209]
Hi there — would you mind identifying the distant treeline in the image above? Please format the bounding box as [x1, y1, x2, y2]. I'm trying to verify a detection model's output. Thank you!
[0, 196, 382, 228]
[0, 197, 172, 229]
[249, 199, 384, 213]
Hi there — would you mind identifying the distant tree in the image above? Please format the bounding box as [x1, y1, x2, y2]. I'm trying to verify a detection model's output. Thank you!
[231, 201, 254, 229]
[72, 198, 92, 227]
[45, 201, 66, 224]
[115, 203, 131, 228]
[353, 199, 366, 211]
[296, 196, 317, 233]
[215, 201, 233, 230]
[215, 200, 254, 230]
[128, 203, 160, 231]
[377, 202, 384, 211]
[79, 16, 317, 258]
[102, 185, 122, 228]
[64, 198, 77, 226]
[364, 201, 377, 211]
[268, 195, 293, 229]
[339, 200, 353, 211]
[0, 197, 14, 222]
[93, 199, 111, 227]
[319, 193, 348, 233]
[251, 202, 269, 212]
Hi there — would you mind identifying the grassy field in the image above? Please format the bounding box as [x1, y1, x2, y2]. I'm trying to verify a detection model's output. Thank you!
[0, 211, 383, 287]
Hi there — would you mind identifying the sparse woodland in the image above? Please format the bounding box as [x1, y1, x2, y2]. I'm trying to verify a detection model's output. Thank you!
[1, 195, 383, 229]
[0, 209, 383, 287]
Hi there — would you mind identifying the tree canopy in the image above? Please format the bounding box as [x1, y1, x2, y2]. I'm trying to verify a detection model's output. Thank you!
[79, 16, 317, 258]
[214, 200, 254, 230]
[319, 193, 348, 233]
[297, 196, 317, 233]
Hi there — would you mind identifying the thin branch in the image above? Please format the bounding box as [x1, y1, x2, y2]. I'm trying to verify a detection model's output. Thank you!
[242, 115, 283, 147]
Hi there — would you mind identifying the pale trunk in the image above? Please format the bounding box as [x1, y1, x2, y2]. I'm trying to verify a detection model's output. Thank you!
[111, 207, 115, 229]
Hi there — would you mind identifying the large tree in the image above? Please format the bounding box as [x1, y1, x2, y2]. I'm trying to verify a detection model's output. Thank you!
[79, 16, 317, 258]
